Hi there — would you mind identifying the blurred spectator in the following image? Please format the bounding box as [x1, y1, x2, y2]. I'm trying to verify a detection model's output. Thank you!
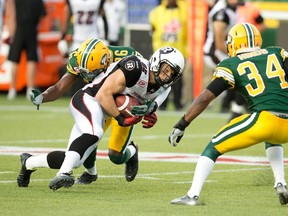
[103, 0, 126, 46]
[237, 0, 266, 32]
[0, 0, 15, 52]
[203, 0, 239, 114]
[57, 0, 107, 57]
[7, 0, 46, 100]
[0, 0, 4, 43]
[149, 0, 188, 111]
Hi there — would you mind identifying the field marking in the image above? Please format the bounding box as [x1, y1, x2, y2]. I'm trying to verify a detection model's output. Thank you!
[0, 132, 212, 145]
[0, 104, 229, 118]
[1, 146, 288, 166]
[0, 167, 271, 185]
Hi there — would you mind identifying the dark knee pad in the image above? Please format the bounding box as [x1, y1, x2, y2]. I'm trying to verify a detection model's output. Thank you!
[47, 151, 66, 169]
[69, 133, 99, 158]
[108, 154, 127, 165]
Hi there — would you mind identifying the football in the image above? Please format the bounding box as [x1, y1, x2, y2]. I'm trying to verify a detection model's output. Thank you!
[115, 95, 140, 117]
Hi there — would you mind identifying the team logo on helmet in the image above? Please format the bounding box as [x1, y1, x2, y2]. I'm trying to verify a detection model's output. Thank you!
[227, 35, 232, 43]
[100, 53, 108, 66]
[159, 47, 174, 54]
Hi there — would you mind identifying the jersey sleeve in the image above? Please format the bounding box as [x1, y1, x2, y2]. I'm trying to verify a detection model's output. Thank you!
[149, 7, 157, 27]
[213, 60, 235, 88]
[118, 56, 142, 87]
[154, 87, 171, 107]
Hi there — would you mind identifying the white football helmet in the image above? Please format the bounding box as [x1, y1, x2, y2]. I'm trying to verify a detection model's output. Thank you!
[149, 46, 185, 89]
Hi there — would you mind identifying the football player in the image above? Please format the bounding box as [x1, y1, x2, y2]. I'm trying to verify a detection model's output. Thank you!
[57, 0, 107, 56]
[47, 45, 184, 190]
[17, 38, 147, 187]
[169, 22, 288, 206]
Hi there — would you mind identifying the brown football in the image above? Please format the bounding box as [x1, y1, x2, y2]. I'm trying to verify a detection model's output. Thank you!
[115, 95, 140, 117]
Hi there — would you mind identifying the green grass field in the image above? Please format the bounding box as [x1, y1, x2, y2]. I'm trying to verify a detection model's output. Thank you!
[0, 94, 288, 216]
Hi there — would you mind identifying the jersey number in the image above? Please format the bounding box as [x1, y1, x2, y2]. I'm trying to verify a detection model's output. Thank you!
[237, 54, 288, 96]
[77, 11, 95, 25]
[114, 50, 129, 62]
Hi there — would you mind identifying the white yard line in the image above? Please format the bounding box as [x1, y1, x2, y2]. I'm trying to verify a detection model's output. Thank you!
[1, 146, 287, 166]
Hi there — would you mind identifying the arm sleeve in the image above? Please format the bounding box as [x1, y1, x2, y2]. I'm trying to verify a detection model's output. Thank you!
[154, 87, 171, 107]
[206, 78, 228, 97]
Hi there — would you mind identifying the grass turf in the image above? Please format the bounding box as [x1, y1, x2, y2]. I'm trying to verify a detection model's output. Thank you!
[0, 94, 288, 215]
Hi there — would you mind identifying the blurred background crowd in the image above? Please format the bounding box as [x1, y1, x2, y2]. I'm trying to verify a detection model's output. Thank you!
[0, 0, 288, 113]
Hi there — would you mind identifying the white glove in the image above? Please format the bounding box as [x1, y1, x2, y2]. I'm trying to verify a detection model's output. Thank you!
[168, 128, 184, 147]
[168, 116, 190, 147]
[57, 39, 68, 56]
[29, 89, 43, 110]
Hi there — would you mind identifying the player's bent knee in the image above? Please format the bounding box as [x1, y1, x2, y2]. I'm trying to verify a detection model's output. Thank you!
[109, 154, 125, 165]
[47, 151, 66, 169]
[69, 133, 99, 158]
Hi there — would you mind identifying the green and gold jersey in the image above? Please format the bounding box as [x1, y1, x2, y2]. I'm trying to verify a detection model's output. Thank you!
[66, 45, 143, 79]
[213, 46, 288, 113]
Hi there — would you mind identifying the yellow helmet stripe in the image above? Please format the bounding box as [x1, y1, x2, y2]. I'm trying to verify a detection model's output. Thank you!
[242, 23, 254, 48]
[81, 39, 100, 69]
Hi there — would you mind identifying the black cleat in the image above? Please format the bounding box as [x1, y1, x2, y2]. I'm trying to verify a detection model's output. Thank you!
[125, 142, 138, 182]
[49, 173, 75, 191]
[17, 153, 36, 187]
[75, 171, 98, 184]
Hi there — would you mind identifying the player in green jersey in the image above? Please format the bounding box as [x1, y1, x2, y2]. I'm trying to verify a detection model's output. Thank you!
[168, 22, 288, 206]
[18, 38, 146, 187]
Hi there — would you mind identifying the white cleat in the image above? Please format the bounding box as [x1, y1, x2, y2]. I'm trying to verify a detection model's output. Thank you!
[275, 183, 288, 205]
[170, 195, 199, 206]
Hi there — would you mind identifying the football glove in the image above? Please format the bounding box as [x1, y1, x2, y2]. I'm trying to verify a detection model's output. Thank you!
[57, 39, 68, 56]
[168, 115, 190, 147]
[131, 101, 158, 116]
[29, 89, 43, 110]
[115, 114, 142, 127]
[142, 112, 157, 129]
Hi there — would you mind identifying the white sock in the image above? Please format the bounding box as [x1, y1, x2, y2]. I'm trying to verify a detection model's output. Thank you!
[187, 156, 215, 198]
[85, 165, 97, 176]
[26, 154, 49, 170]
[266, 146, 286, 187]
[58, 151, 80, 175]
[126, 145, 136, 158]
